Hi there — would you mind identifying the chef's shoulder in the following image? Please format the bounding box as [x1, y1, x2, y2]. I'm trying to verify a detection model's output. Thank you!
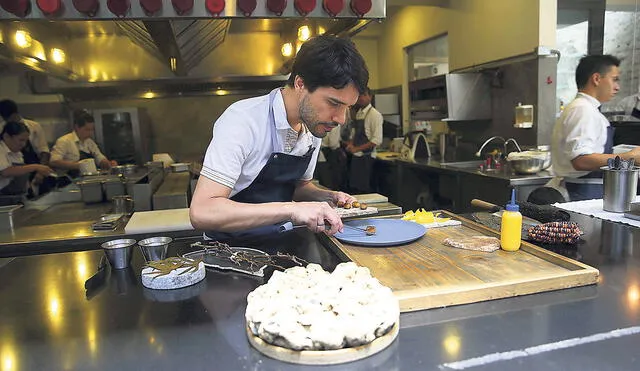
[213, 95, 270, 136]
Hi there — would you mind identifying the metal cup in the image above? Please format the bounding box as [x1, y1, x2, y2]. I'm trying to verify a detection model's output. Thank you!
[138, 236, 172, 262]
[603, 167, 640, 212]
[101, 239, 136, 269]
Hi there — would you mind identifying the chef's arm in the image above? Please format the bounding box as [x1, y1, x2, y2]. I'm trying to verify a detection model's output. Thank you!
[350, 141, 377, 153]
[293, 180, 354, 204]
[571, 148, 640, 171]
[39, 152, 51, 165]
[1, 164, 53, 177]
[49, 159, 80, 170]
[190, 177, 344, 234]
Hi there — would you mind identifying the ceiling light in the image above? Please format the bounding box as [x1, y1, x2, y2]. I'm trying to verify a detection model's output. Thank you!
[51, 48, 66, 64]
[318, 26, 326, 35]
[14, 30, 32, 48]
[142, 91, 156, 99]
[170, 57, 177, 72]
[296, 42, 302, 54]
[281, 43, 293, 57]
[297, 25, 311, 42]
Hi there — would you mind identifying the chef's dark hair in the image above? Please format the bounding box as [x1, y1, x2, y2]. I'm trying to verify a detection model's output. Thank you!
[0, 99, 19, 120]
[1, 121, 29, 138]
[576, 54, 621, 89]
[73, 109, 95, 128]
[287, 35, 369, 94]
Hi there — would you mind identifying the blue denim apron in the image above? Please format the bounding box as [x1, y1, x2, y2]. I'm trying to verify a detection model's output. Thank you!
[565, 126, 615, 201]
[205, 89, 315, 241]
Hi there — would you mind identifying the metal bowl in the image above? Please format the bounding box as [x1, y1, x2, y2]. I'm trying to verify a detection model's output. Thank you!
[508, 158, 545, 174]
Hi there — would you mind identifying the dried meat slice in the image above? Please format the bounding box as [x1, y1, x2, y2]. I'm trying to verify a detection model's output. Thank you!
[443, 236, 500, 252]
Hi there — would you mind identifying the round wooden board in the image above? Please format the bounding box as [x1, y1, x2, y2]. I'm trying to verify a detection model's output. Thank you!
[246, 321, 399, 365]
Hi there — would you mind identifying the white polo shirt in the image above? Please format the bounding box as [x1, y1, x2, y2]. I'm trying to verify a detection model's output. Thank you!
[350, 104, 383, 158]
[51, 131, 107, 167]
[0, 140, 25, 190]
[201, 90, 321, 197]
[551, 93, 609, 179]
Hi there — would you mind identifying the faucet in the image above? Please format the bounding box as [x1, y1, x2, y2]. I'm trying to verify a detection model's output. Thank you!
[475, 136, 505, 157]
[504, 138, 522, 154]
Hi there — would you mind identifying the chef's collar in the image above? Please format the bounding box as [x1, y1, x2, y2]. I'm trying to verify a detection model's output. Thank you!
[359, 103, 373, 115]
[576, 92, 602, 109]
[71, 130, 89, 144]
[0, 139, 17, 154]
[273, 89, 293, 132]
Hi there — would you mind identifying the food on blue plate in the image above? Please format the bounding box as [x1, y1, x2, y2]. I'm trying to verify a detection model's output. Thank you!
[360, 202, 368, 210]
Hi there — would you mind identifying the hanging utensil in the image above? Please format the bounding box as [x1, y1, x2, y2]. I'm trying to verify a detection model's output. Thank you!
[614, 155, 621, 170]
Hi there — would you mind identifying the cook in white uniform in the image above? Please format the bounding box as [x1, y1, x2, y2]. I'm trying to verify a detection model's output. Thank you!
[344, 88, 383, 193]
[50, 110, 117, 177]
[190, 35, 369, 239]
[551, 54, 640, 201]
[0, 99, 50, 166]
[0, 121, 54, 196]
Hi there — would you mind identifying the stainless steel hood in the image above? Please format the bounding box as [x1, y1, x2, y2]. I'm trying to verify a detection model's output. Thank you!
[0, 0, 385, 96]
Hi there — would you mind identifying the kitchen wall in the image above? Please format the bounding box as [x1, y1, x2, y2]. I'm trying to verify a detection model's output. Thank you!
[352, 38, 379, 89]
[71, 94, 257, 163]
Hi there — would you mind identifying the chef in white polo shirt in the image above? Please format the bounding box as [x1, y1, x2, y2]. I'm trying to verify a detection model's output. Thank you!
[190, 35, 369, 239]
[50, 109, 117, 178]
[551, 54, 640, 201]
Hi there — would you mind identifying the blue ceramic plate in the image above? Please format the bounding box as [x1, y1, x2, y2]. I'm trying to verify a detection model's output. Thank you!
[334, 219, 427, 247]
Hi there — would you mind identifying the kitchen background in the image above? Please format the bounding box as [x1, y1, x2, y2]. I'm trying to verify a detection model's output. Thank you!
[1, 0, 639, 164]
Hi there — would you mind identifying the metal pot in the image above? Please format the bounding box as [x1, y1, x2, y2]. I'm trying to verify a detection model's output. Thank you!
[111, 195, 134, 215]
[111, 164, 137, 176]
[508, 158, 545, 174]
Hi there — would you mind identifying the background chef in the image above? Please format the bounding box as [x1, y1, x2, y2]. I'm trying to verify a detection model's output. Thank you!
[49, 109, 117, 177]
[344, 87, 383, 193]
[190, 35, 369, 238]
[551, 54, 640, 201]
[0, 121, 54, 198]
[0, 99, 50, 166]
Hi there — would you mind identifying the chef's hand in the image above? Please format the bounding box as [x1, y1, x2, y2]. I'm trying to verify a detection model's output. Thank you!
[331, 191, 356, 206]
[34, 164, 54, 177]
[623, 147, 640, 161]
[110, 160, 118, 167]
[345, 143, 357, 154]
[290, 201, 343, 235]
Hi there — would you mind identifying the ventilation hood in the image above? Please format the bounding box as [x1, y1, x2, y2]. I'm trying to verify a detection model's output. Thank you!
[0, 1, 385, 98]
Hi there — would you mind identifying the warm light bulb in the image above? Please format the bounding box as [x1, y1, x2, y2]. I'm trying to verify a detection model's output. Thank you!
[51, 48, 66, 64]
[318, 26, 326, 35]
[142, 91, 156, 99]
[14, 30, 32, 48]
[298, 25, 311, 42]
[281, 42, 293, 57]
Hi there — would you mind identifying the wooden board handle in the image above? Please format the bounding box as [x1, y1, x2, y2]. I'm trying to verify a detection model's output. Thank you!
[471, 199, 501, 212]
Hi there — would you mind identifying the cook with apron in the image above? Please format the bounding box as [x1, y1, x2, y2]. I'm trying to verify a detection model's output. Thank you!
[0, 121, 54, 200]
[49, 109, 116, 178]
[345, 89, 383, 194]
[199, 87, 355, 241]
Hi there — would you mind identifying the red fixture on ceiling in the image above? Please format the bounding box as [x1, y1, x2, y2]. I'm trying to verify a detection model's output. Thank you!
[237, 0, 256, 17]
[171, 0, 193, 15]
[0, 0, 32, 17]
[294, 0, 315, 16]
[205, 0, 225, 16]
[140, 0, 162, 15]
[323, 0, 343, 17]
[107, 0, 130, 17]
[266, 0, 286, 16]
[350, 0, 370, 17]
[36, 0, 62, 15]
[72, 0, 99, 16]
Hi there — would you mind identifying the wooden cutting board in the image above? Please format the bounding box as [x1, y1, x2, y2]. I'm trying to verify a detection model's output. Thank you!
[322, 211, 599, 313]
[124, 208, 194, 234]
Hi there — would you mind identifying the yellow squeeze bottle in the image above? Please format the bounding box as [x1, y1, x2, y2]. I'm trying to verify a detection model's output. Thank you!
[500, 189, 522, 252]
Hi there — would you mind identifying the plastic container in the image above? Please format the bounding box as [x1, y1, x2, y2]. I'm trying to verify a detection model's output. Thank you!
[500, 189, 522, 252]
